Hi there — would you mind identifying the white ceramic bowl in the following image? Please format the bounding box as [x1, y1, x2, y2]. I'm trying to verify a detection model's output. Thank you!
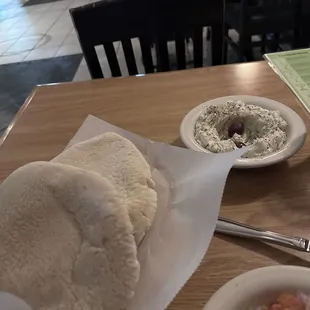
[180, 95, 307, 168]
[203, 266, 310, 310]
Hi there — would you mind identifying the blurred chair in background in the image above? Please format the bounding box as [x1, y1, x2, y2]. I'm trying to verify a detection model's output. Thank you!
[224, 0, 305, 62]
[70, 0, 225, 79]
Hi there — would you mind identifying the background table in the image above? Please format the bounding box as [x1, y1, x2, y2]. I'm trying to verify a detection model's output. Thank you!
[1, 62, 310, 309]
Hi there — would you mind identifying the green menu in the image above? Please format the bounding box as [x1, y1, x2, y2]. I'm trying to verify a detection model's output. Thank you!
[264, 49, 310, 113]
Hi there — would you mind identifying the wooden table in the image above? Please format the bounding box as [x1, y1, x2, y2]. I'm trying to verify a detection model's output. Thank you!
[2, 61, 310, 309]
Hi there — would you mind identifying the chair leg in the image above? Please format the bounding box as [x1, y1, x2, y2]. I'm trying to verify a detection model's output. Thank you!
[211, 23, 224, 66]
[260, 34, 266, 54]
[270, 33, 279, 52]
[293, 0, 304, 48]
[223, 25, 229, 64]
[293, 22, 307, 48]
[239, 35, 253, 62]
[300, 23, 310, 48]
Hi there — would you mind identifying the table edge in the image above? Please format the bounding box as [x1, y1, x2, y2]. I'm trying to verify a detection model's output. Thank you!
[0, 61, 287, 149]
[0, 87, 38, 148]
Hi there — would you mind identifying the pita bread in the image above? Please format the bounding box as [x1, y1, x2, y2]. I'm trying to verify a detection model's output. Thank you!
[53, 132, 158, 245]
[0, 162, 139, 310]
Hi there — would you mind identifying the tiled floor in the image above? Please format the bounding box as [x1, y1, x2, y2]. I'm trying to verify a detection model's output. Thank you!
[0, 54, 82, 134]
[0, 0, 159, 86]
[0, 0, 94, 64]
[0, 0, 92, 132]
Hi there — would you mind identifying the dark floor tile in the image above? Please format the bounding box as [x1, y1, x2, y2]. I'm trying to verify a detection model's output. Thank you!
[0, 104, 20, 134]
[0, 54, 83, 132]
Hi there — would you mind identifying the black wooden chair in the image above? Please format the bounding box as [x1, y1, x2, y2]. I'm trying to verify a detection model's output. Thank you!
[70, 0, 225, 79]
[224, 0, 303, 62]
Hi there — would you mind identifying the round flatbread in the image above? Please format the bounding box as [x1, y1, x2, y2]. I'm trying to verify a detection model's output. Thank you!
[53, 132, 158, 245]
[0, 162, 139, 310]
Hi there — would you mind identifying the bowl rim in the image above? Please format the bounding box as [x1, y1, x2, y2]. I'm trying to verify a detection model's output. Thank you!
[203, 265, 310, 310]
[180, 95, 307, 168]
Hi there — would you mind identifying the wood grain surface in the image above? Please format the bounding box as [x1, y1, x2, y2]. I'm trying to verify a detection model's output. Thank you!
[2, 61, 310, 309]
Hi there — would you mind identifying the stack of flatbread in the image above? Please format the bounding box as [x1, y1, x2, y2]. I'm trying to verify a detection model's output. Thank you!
[0, 133, 157, 310]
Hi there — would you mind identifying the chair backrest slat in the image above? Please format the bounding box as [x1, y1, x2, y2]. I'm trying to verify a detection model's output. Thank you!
[193, 27, 203, 67]
[121, 39, 138, 75]
[104, 43, 122, 77]
[175, 32, 186, 70]
[139, 37, 155, 74]
[83, 45, 103, 79]
[156, 37, 170, 72]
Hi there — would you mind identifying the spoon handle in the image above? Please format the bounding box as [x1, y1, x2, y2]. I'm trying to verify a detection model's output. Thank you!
[216, 217, 310, 253]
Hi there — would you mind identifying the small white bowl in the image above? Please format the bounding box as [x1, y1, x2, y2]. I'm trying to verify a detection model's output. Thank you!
[203, 266, 310, 310]
[180, 95, 307, 168]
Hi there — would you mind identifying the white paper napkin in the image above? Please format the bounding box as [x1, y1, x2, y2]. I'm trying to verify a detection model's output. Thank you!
[0, 293, 32, 310]
[68, 115, 244, 310]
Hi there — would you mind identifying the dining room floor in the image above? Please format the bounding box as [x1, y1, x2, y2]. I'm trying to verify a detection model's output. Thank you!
[0, 0, 256, 135]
